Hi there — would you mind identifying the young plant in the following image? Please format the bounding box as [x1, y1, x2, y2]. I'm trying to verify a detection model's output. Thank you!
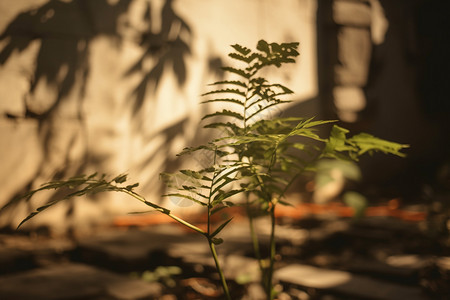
[194, 40, 408, 299]
[5, 40, 408, 300]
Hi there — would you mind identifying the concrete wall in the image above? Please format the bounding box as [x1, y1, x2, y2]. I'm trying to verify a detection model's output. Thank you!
[0, 0, 318, 232]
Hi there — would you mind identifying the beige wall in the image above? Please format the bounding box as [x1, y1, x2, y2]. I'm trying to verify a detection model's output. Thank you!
[0, 0, 318, 232]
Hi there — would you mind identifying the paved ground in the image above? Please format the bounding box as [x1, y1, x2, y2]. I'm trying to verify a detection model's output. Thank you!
[0, 216, 448, 299]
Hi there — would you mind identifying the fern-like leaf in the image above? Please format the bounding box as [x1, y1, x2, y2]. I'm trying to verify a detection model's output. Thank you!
[14, 173, 149, 229]
[349, 132, 408, 157]
[212, 189, 245, 205]
[163, 193, 208, 206]
[210, 217, 233, 238]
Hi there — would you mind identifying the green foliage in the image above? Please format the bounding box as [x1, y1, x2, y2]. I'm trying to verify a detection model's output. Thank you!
[9, 173, 169, 230]
[323, 125, 408, 161]
[164, 40, 408, 299]
[9, 40, 408, 300]
[131, 266, 182, 288]
[314, 159, 361, 189]
[343, 191, 368, 220]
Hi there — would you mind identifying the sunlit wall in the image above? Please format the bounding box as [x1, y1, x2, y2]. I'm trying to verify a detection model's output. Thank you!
[0, 0, 318, 232]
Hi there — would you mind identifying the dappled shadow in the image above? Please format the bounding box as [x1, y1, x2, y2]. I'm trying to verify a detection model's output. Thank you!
[0, 0, 133, 227]
[0, 0, 193, 117]
[125, 0, 192, 113]
[0, 0, 195, 229]
[0, 0, 133, 119]
[136, 117, 189, 197]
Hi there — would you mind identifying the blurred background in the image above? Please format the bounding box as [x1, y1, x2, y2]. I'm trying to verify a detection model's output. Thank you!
[0, 0, 448, 233]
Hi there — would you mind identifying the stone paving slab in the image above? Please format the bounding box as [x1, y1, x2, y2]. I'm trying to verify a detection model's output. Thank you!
[0, 247, 35, 274]
[344, 257, 420, 283]
[0, 263, 162, 300]
[74, 225, 207, 272]
[274, 264, 429, 300]
[75, 223, 263, 280]
[1, 220, 444, 299]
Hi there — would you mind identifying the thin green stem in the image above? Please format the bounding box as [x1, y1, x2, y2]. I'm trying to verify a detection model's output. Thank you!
[121, 189, 207, 235]
[267, 203, 277, 300]
[263, 145, 280, 299]
[208, 240, 231, 300]
[122, 182, 233, 299]
[208, 148, 218, 237]
[242, 69, 269, 288]
[205, 148, 231, 300]
[246, 194, 263, 271]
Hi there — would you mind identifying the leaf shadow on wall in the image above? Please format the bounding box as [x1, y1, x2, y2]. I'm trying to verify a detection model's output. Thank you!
[0, 0, 134, 228]
[125, 0, 192, 113]
[0, 0, 199, 229]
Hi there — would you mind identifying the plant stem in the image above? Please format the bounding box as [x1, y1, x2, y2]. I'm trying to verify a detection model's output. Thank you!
[205, 148, 230, 300]
[263, 144, 280, 299]
[121, 189, 207, 235]
[246, 194, 263, 272]
[266, 202, 277, 300]
[208, 240, 231, 300]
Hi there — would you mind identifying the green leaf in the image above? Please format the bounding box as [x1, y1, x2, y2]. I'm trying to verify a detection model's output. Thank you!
[324, 125, 357, 156]
[17, 200, 60, 229]
[87, 172, 98, 179]
[177, 144, 216, 156]
[213, 189, 245, 204]
[343, 191, 368, 220]
[210, 202, 234, 215]
[210, 217, 233, 238]
[301, 118, 336, 129]
[316, 159, 361, 182]
[245, 101, 287, 122]
[180, 185, 209, 200]
[217, 134, 275, 147]
[211, 178, 232, 198]
[211, 166, 248, 195]
[112, 174, 128, 184]
[163, 193, 207, 206]
[125, 183, 139, 191]
[322, 125, 408, 160]
[349, 133, 408, 157]
[211, 237, 223, 245]
[289, 128, 325, 142]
